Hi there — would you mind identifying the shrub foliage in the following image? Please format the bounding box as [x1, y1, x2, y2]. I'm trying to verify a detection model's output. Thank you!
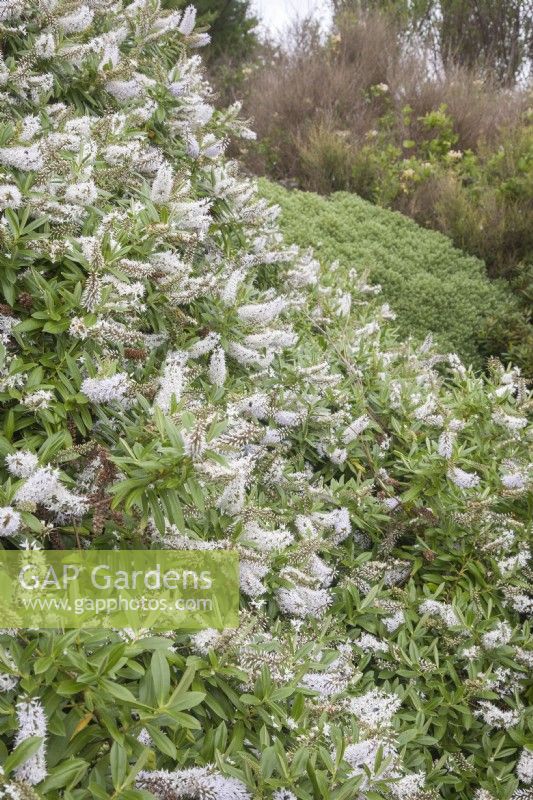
[259, 180, 518, 367]
[334, 1, 533, 85]
[239, 10, 533, 371]
[173, 0, 258, 64]
[0, 3, 531, 800]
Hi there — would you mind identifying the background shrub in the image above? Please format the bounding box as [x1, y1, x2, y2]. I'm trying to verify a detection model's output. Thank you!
[171, 0, 258, 65]
[236, 9, 532, 373]
[260, 180, 523, 367]
[240, 11, 529, 193]
[334, 0, 533, 85]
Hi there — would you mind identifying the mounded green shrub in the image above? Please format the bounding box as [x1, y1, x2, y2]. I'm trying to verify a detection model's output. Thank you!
[0, 4, 531, 800]
[259, 180, 517, 367]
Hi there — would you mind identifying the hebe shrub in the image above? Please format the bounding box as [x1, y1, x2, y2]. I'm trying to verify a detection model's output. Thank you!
[259, 180, 517, 367]
[0, 3, 531, 800]
[239, 11, 533, 369]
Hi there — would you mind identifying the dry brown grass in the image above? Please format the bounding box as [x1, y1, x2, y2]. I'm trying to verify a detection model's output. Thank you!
[394, 58, 527, 150]
[240, 9, 528, 183]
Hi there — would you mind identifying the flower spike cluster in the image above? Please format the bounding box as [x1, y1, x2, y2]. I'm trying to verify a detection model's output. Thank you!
[0, 2, 531, 799]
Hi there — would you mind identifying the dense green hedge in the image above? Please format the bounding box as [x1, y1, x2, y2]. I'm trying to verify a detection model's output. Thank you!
[260, 180, 515, 366]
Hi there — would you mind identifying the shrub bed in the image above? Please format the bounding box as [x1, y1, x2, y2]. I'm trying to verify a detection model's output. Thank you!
[259, 181, 518, 368]
[239, 11, 532, 285]
[238, 11, 533, 373]
[0, 4, 531, 800]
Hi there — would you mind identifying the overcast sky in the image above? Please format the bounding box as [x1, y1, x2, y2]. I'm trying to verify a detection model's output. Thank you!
[251, 0, 333, 39]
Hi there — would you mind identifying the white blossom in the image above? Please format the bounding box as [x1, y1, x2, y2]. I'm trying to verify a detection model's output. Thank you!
[34, 32, 56, 58]
[517, 749, 533, 784]
[383, 610, 404, 632]
[419, 599, 459, 627]
[461, 645, 481, 660]
[218, 474, 246, 516]
[14, 698, 47, 785]
[274, 410, 301, 427]
[492, 411, 528, 432]
[448, 466, 480, 489]
[383, 496, 401, 510]
[502, 471, 526, 490]
[0, 0, 24, 22]
[482, 621, 512, 650]
[508, 593, 533, 615]
[150, 162, 173, 204]
[0, 3, 530, 790]
[190, 628, 222, 655]
[57, 5, 94, 33]
[155, 351, 187, 413]
[242, 522, 293, 552]
[81, 373, 130, 404]
[6, 451, 39, 478]
[350, 689, 402, 727]
[0, 145, 43, 171]
[65, 180, 98, 205]
[228, 342, 273, 369]
[137, 728, 152, 747]
[273, 791, 297, 800]
[220, 269, 245, 305]
[15, 466, 87, 517]
[390, 773, 426, 799]
[237, 298, 285, 325]
[189, 32, 210, 48]
[0, 506, 21, 537]
[277, 586, 332, 618]
[0, 184, 22, 209]
[178, 5, 196, 36]
[413, 395, 437, 420]
[0, 672, 18, 692]
[329, 447, 347, 465]
[438, 431, 455, 459]
[448, 353, 467, 377]
[312, 508, 351, 543]
[358, 633, 388, 654]
[477, 701, 520, 729]
[301, 660, 352, 698]
[188, 332, 220, 358]
[208, 347, 226, 386]
[136, 767, 250, 799]
[22, 389, 53, 410]
[240, 559, 268, 597]
[231, 393, 270, 420]
[449, 418, 466, 432]
[342, 414, 370, 444]
[106, 74, 154, 101]
[515, 648, 533, 669]
[344, 737, 398, 789]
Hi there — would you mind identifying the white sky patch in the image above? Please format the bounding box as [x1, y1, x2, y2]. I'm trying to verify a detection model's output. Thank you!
[251, 0, 333, 40]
